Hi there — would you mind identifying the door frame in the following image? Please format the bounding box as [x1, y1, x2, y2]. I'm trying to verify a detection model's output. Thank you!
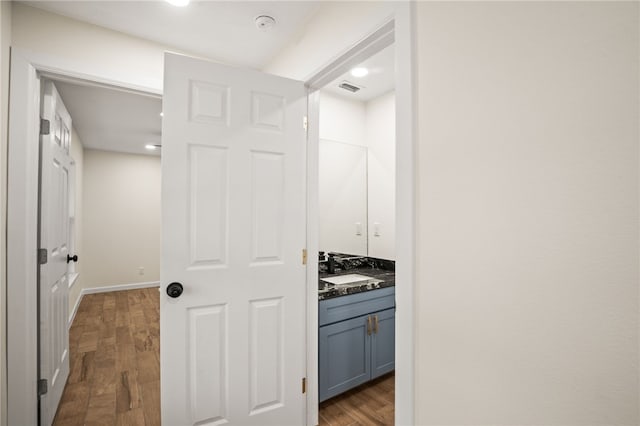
[7, 4, 416, 423]
[303, 4, 416, 425]
[6, 47, 161, 425]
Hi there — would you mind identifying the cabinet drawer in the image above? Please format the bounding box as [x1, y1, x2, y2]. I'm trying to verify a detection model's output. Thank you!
[319, 286, 395, 326]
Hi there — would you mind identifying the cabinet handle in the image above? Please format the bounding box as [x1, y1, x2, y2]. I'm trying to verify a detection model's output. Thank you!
[367, 315, 372, 335]
[374, 314, 379, 334]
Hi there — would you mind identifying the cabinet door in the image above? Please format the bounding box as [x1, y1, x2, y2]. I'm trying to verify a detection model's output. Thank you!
[371, 308, 395, 379]
[319, 315, 371, 402]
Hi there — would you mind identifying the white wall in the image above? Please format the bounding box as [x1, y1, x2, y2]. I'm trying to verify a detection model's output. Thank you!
[68, 128, 84, 317]
[366, 91, 395, 260]
[82, 150, 161, 288]
[0, 2, 11, 424]
[11, 3, 196, 92]
[415, 2, 639, 425]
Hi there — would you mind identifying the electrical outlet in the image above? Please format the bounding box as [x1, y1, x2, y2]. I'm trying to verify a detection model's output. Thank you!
[138, 267, 145, 275]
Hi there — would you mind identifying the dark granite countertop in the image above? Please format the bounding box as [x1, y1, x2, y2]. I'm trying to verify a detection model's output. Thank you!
[318, 253, 395, 300]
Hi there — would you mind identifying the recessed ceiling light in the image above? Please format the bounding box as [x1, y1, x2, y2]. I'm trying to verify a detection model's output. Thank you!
[350, 67, 369, 78]
[165, 0, 190, 7]
[145, 144, 158, 150]
[160, 112, 164, 117]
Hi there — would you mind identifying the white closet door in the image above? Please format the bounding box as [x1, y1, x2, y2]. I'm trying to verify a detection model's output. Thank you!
[39, 81, 73, 426]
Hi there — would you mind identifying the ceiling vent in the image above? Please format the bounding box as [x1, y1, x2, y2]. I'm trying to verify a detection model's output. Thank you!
[338, 81, 362, 93]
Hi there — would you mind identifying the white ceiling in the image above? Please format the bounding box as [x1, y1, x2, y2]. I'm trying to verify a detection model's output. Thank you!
[22, 1, 322, 69]
[30, 1, 393, 156]
[53, 79, 163, 156]
[323, 44, 395, 102]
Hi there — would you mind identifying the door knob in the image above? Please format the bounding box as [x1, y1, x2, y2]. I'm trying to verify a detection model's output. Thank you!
[166, 282, 184, 298]
[67, 254, 78, 263]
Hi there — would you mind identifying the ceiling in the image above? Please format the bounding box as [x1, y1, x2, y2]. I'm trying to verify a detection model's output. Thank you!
[52, 80, 163, 156]
[29, 1, 394, 156]
[22, 1, 322, 69]
[323, 44, 395, 102]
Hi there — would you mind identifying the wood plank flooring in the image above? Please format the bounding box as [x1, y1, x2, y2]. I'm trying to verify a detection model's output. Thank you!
[55, 287, 394, 425]
[54, 288, 160, 426]
[319, 373, 395, 426]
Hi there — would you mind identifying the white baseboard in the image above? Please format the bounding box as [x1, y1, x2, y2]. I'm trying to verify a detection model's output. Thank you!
[82, 280, 160, 295]
[68, 291, 83, 328]
[67, 281, 160, 328]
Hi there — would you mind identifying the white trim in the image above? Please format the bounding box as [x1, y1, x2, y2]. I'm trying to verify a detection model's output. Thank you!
[68, 281, 161, 328]
[81, 281, 160, 295]
[303, 6, 417, 425]
[394, 4, 417, 425]
[7, 48, 41, 426]
[15, 48, 162, 95]
[305, 89, 320, 426]
[6, 47, 161, 426]
[67, 290, 83, 329]
[68, 273, 79, 289]
[305, 20, 394, 91]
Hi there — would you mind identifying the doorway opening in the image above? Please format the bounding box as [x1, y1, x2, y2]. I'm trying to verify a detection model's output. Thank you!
[37, 76, 162, 424]
[313, 40, 397, 425]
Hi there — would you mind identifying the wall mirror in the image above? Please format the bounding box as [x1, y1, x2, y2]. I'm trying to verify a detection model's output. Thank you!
[319, 139, 368, 256]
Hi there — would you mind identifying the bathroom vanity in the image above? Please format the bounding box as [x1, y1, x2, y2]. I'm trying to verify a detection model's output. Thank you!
[318, 255, 395, 402]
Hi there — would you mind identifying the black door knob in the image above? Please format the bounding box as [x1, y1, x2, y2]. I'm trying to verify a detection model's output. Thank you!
[67, 254, 78, 263]
[166, 282, 184, 298]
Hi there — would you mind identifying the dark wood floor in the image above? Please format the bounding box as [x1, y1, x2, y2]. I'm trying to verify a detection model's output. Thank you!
[54, 287, 394, 425]
[319, 373, 395, 426]
[54, 288, 160, 425]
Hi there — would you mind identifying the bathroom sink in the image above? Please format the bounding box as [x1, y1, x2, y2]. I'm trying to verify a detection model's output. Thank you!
[321, 274, 375, 286]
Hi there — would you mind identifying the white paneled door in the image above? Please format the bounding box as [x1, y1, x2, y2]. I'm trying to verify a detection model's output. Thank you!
[39, 81, 73, 426]
[161, 53, 307, 425]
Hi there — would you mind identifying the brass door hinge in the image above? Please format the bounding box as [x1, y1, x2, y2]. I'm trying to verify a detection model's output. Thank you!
[302, 377, 306, 394]
[302, 249, 307, 265]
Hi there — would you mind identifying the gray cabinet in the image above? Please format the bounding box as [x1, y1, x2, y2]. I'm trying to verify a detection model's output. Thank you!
[319, 315, 371, 401]
[319, 287, 395, 402]
[371, 308, 395, 379]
